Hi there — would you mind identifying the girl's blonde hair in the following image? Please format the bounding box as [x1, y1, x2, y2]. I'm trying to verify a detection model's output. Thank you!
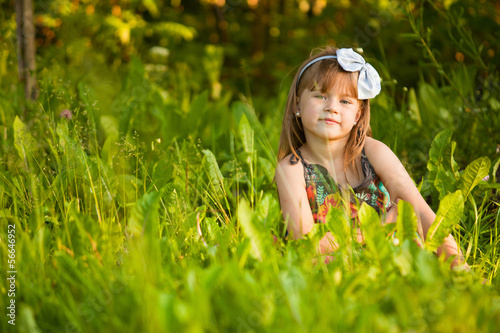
[277, 45, 372, 179]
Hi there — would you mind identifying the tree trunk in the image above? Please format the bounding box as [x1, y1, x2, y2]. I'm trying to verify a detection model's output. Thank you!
[251, 0, 271, 56]
[15, 0, 38, 101]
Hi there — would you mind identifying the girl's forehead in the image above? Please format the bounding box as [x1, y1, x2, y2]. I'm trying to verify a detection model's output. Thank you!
[309, 78, 357, 97]
[298, 62, 358, 97]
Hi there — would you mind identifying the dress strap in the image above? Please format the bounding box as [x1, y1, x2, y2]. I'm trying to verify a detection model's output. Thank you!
[359, 147, 376, 186]
[289, 149, 310, 168]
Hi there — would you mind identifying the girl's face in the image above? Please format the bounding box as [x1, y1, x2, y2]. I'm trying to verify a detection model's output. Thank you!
[297, 81, 361, 143]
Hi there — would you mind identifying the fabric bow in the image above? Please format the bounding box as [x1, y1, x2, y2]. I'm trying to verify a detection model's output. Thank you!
[296, 48, 382, 100]
[336, 48, 381, 99]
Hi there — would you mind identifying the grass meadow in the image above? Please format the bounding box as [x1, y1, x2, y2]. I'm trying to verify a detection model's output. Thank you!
[1, 0, 500, 332]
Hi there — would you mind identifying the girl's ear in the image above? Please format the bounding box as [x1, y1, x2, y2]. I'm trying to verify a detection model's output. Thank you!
[355, 101, 365, 122]
[355, 110, 361, 122]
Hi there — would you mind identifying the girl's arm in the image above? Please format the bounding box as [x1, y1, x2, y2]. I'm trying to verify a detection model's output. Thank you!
[364, 137, 466, 268]
[275, 157, 341, 254]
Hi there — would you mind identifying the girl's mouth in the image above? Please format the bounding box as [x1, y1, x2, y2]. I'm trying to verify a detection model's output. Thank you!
[324, 119, 339, 125]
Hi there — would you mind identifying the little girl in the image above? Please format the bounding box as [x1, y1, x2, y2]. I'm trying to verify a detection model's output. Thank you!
[274, 45, 465, 267]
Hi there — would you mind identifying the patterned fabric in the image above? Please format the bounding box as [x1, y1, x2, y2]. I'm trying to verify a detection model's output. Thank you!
[283, 148, 423, 249]
[289, 148, 392, 224]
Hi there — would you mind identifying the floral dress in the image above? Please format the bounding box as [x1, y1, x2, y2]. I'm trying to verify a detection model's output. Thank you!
[290, 148, 391, 222]
[285, 148, 423, 247]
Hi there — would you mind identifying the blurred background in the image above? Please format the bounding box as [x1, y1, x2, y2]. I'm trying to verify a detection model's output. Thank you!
[1, 0, 499, 178]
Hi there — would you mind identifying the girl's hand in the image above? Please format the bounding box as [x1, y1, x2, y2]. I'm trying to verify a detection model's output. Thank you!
[383, 199, 399, 225]
[355, 228, 365, 244]
[450, 253, 470, 270]
[438, 235, 470, 271]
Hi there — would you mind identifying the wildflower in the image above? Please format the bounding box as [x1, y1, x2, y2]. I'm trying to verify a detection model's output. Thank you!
[482, 175, 490, 182]
[60, 109, 72, 119]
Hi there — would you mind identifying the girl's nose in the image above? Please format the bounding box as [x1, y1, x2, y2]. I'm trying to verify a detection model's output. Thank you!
[324, 101, 338, 113]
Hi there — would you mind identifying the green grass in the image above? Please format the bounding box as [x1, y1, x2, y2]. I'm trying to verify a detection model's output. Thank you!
[0, 65, 499, 331]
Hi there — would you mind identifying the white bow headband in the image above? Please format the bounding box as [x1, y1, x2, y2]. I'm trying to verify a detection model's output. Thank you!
[296, 48, 381, 100]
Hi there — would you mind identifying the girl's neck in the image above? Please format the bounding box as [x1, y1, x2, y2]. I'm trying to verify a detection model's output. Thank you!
[301, 136, 348, 166]
[301, 136, 363, 187]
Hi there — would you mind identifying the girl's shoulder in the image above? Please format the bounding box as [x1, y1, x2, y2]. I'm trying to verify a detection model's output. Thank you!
[364, 137, 393, 160]
[275, 151, 307, 188]
[277, 152, 304, 173]
[363, 137, 404, 177]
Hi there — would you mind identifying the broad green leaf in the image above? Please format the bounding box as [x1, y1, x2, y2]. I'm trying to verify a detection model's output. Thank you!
[305, 222, 328, 246]
[458, 157, 491, 200]
[142, 0, 159, 17]
[78, 81, 98, 115]
[128, 192, 160, 238]
[127, 192, 162, 285]
[201, 265, 223, 289]
[100, 115, 119, 137]
[56, 123, 91, 173]
[425, 190, 464, 252]
[153, 22, 197, 41]
[116, 174, 143, 205]
[203, 45, 224, 98]
[407, 88, 421, 126]
[358, 203, 385, 257]
[427, 129, 453, 182]
[13, 116, 37, 162]
[400, 33, 420, 40]
[237, 198, 263, 261]
[101, 132, 119, 167]
[116, 57, 149, 135]
[66, 200, 100, 257]
[238, 113, 254, 154]
[255, 192, 279, 227]
[259, 156, 274, 182]
[357, 202, 393, 269]
[445, 140, 460, 178]
[53, 251, 89, 289]
[358, 202, 380, 231]
[232, 101, 276, 164]
[396, 200, 418, 242]
[202, 149, 226, 198]
[324, 202, 351, 249]
[18, 305, 42, 333]
[492, 156, 500, 183]
[184, 205, 207, 229]
[434, 168, 457, 200]
[187, 90, 209, 128]
[279, 268, 304, 326]
[203, 44, 224, 84]
[419, 83, 445, 124]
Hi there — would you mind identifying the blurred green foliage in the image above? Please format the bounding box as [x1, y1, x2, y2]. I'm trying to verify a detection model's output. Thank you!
[1, 0, 499, 175]
[0, 0, 500, 332]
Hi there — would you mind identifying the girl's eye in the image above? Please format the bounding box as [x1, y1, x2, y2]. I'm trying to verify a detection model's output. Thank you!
[340, 100, 352, 105]
[315, 95, 326, 100]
